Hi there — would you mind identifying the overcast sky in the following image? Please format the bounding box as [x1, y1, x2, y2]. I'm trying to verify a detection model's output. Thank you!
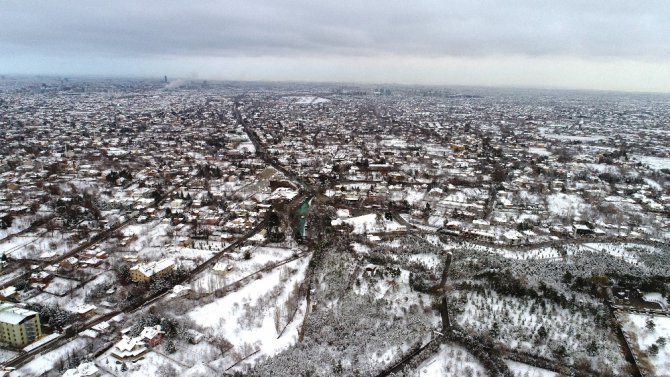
[2, 0, 669, 92]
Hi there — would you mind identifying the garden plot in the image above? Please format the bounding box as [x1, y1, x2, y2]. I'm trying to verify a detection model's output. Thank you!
[189, 246, 298, 294]
[620, 312, 670, 376]
[453, 290, 626, 373]
[351, 242, 371, 256]
[169, 245, 218, 268]
[0, 267, 26, 286]
[415, 343, 486, 377]
[188, 257, 309, 371]
[27, 288, 88, 312]
[405, 188, 427, 206]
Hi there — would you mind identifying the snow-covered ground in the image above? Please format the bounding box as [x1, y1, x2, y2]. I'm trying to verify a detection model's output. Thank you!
[506, 360, 557, 377]
[189, 246, 298, 294]
[528, 147, 552, 156]
[188, 257, 310, 371]
[632, 155, 670, 170]
[43, 276, 80, 296]
[466, 243, 561, 260]
[0, 214, 37, 240]
[546, 193, 586, 217]
[0, 348, 19, 364]
[0, 230, 75, 260]
[414, 343, 486, 376]
[97, 350, 184, 377]
[13, 337, 91, 377]
[332, 213, 405, 234]
[582, 243, 640, 264]
[289, 96, 330, 105]
[455, 289, 626, 373]
[621, 312, 670, 376]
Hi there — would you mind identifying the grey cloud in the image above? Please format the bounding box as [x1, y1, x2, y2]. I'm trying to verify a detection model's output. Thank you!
[2, 0, 669, 60]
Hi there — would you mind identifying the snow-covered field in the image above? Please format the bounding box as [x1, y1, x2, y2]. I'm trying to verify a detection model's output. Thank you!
[506, 360, 557, 377]
[13, 337, 91, 377]
[528, 147, 552, 156]
[546, 193, 586, 217]
[288, 96, 330, 105]
[415, 343, 486, 376]
[43, 276, 80, 296]
[0, 214, 36, 240]
[332, 213, 405, 234]
[0, 348, 18, 364]
[632, 155, 670, 170]
[465, 243, 560, 260]
[0, 230, 74, 260]
[582, 243, 640, 264]
[454, 290, 626, 372]
[621, 312, 670, 376]
[97, 350, 184, 377]
[189, 246, 298, 294]
[188, 257, 309, 371]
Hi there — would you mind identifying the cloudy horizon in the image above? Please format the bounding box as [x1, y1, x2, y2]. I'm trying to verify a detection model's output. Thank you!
[2, 0, 670, 92]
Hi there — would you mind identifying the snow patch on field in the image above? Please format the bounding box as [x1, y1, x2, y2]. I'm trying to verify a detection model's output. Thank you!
[621, 313, 670, 376]
[583, 243, 639, 264]
[546, 193, 585, 216]
[506, 360, 557, 377]
[414, 343, 486, 376]
[290, 96, 330, 105]
[188, 258, 309, 369]
[528, 147, 552, 156]
[632, 155, 670, 170]
[332, 213, 406, 235]
[14, 338, 90, 376]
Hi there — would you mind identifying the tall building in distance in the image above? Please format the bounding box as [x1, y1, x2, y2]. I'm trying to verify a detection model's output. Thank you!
[164, 75, 168, 83]
[0, 303, 42, 347]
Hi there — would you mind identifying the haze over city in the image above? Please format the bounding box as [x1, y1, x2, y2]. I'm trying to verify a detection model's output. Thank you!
[1, 2, 670, 377]
[2, 0, 670, 92]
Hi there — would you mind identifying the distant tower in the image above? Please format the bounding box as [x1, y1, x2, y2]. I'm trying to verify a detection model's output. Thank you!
[164, 75, 168, 83]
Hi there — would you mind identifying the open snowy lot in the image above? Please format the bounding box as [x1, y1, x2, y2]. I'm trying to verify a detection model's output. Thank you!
[505, 360, 557, 377]
[620, 312, 670, 376]
[13, 337, 91, 377]
[189, 245, 298, 294]
[453, 289, 626, 373]
[97, 349, 185, 377]
[414, 343, 486, 377]
[0, 230, 75, 260]
[0, 214, 38, 240]
[187, 257, 309, 371]
[332, 213, 406, 234]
